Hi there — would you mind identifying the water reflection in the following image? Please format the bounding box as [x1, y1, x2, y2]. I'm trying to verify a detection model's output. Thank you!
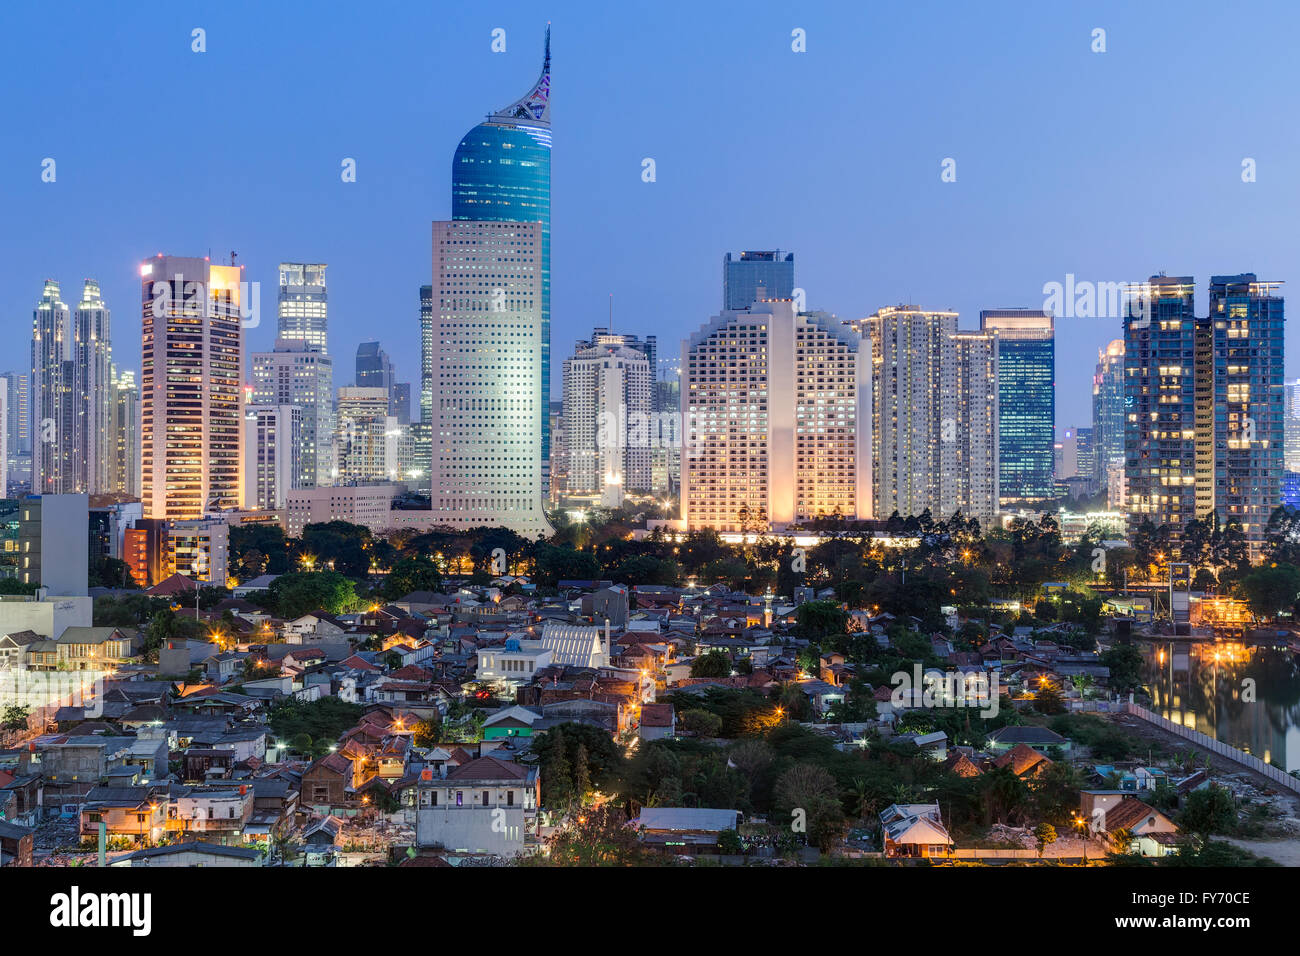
[1141, 640, 1300, 772]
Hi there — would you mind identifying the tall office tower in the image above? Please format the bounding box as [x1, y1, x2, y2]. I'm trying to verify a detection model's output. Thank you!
[978, 310, 1053, 503]
[109, 369, 140, 498]
[391, 382, 412, 425]
[31, 280, 76, 494]
[250, 340, 334, 488]
[277, 263, 328, 352]
[652, 358, 681, 497]
[1207, 274, 1285, 550]
[244, 404, 302, 509]
[335, 386, 396, 484]
[1055, 427, 1080, 480]
[722, 251, 795, 312]
[0, 389, 6, 498]
[548, 400, 565, 505]
[562, 340, 652, 506]
[1075, 426, 1096, 487]
[75, 279, 114, 494]
[577, 328, 657, 376]
[430, 220, 551, 534]
[1091, 339, 1127, 488]
[355, 341, 394, 392]
[453, 28, 552, 490]
[0, 372, 30, 493]
[416, 284, 434, 492]
[1284, 379, 1300, 474]
[140, 255, 244, 520]
[682, 300, 867, 531]
[856, 305, 999, 522]
[952, 330, 1001, 518]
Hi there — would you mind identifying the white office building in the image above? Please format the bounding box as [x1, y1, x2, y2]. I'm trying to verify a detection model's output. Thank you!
[429, 220, 552, 536]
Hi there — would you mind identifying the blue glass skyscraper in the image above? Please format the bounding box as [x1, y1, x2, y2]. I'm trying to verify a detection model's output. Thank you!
[979, 309, 1055, 502]
[452, 28, 552, 479]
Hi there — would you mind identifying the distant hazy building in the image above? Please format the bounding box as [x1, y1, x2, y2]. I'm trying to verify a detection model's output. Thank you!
[277, 263, 328, 353]
[682, 299, 867, 531]
[244, 404, 302, 510]
[856, 305, 999, 522]
[250, 340, 334, 489]
[18, 493, 89, 596]
[562, 340, 652, 506]
[723, 251, 795, 311]
[109, 369, 140, 498]
[1285, 379, 1300, 473]
[75, 280, 114, 495]
[335, 387, 396, 484]
[391, 382, 412, 425]
[979, 310, 1053, 503]
[31, 280, 74, 495]
[140, 256, 244, 520]
[1091, 339, 1126, 489]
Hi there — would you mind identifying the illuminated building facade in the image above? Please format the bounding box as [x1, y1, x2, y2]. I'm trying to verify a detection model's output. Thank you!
[243, 403, 302, 510]
[277, 263, 328, 353]
[682, 299, 867, 531]
[250, 340, 334, 489]
[335, 386, 395, 484]
[140, 255, 244, 520]
[429, 219, 551, 535]
[562, 340, 652, 506]
[452, 28, 551, 491]
[857, 305, 999, 522]
[979, 309, 1052, 503]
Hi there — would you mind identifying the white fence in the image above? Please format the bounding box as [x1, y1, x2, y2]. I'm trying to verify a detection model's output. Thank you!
[1124, 702, 1300, 795]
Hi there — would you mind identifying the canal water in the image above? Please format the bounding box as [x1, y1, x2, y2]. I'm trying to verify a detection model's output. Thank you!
[1141, 640, 1300, 773]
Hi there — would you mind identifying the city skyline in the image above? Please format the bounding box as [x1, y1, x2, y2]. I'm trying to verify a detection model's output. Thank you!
[9, 3, 1300, 429]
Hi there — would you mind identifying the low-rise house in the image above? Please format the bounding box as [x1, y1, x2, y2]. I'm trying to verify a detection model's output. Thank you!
[1092, 795, 1180, 857]
[109, 841, 263, 867]
[991, 743, 1054, 780]
[169, 786, 255, 844]
[880, 803, 953, 859]
[482, 705, 540, 741]
[985, 725, 1069, 754]
[635, 807, 739, 854]
[638, 702, 676, 741]
[415, 755, 539, 857]
[54, 627, 141, 670]
[79, 785, 170, 846]
[0, 819, 34, 866]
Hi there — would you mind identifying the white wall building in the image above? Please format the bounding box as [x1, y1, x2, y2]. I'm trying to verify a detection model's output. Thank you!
[250, 340, 334, 490]
[681, 299, 868, 531]
[429, 220, 552, 536]
[562, 341, 651, 506]
[335, 387, 396, 484]
[243, 404, 302, 510]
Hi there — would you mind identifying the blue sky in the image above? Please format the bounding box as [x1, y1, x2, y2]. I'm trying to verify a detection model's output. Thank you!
[3, 0, 1300, 428]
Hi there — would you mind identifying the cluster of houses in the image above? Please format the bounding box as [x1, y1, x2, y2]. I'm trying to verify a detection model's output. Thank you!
[0, 573, 1217, 865]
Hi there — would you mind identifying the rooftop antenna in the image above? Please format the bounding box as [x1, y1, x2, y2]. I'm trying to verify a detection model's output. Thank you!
[230, 250, 238, 267]
[609, 293, 614, 331]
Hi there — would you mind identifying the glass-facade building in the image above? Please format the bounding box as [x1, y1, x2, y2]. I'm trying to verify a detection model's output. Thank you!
[979, 310, 1054, 503]
[452, 30, 552, 484]
[723, 250, 794, 311]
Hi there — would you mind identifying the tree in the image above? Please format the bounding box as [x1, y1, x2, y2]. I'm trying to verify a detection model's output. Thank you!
[1033, 680, 1066, 715]
[1, 705, 30, 732]
[1100, 643, 1145, 695]
[795, 601, 849, 639]
[1236, 564, 1300, 620]
[773, 763, 847, 853]
[717, 828, 744, 856]
[1179, 784, 1237, 838]
[412, 717, 440, 748]
[542, 805, 643, 866]
[268, 570, 360, 618]
[1033, 822, 1057, 858]
[678, 708, 723, 737]
[690, 650, 731, 678]
[383, 555, 443, 600]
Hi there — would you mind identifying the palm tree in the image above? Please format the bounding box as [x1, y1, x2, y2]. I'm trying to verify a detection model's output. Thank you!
[850, 778, 878, 822]
[1106, 826, 1133, 856]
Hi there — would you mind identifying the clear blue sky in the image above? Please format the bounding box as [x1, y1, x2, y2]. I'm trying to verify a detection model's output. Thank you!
[4, 0, 1300, 429]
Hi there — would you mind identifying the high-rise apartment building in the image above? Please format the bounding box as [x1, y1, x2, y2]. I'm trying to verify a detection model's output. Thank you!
[75, 279, 114, 495]
[250, 340, 334, 489]
[856, 305, 999, 522]
[1284, 379, 1300, 474]
[277, 263, 328, 353]
[979, 310, 1053, 503]
[723, 251, 795, 311]
[109, 369, 140, 498]
[1123, 274, 1285, 554]
[452, 29, 552, 489]
[335, 387, 396, 484]
[1091, 339, 1126, 488]
[140, 255, 244, 520]
[31, 280, 74, 495]
[429, 220, 551, 534]
[1, 371, 31, 493]
[244, 404, 302, 509]
[562, 340, 652, 506]
[682, 299, 867, 531]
